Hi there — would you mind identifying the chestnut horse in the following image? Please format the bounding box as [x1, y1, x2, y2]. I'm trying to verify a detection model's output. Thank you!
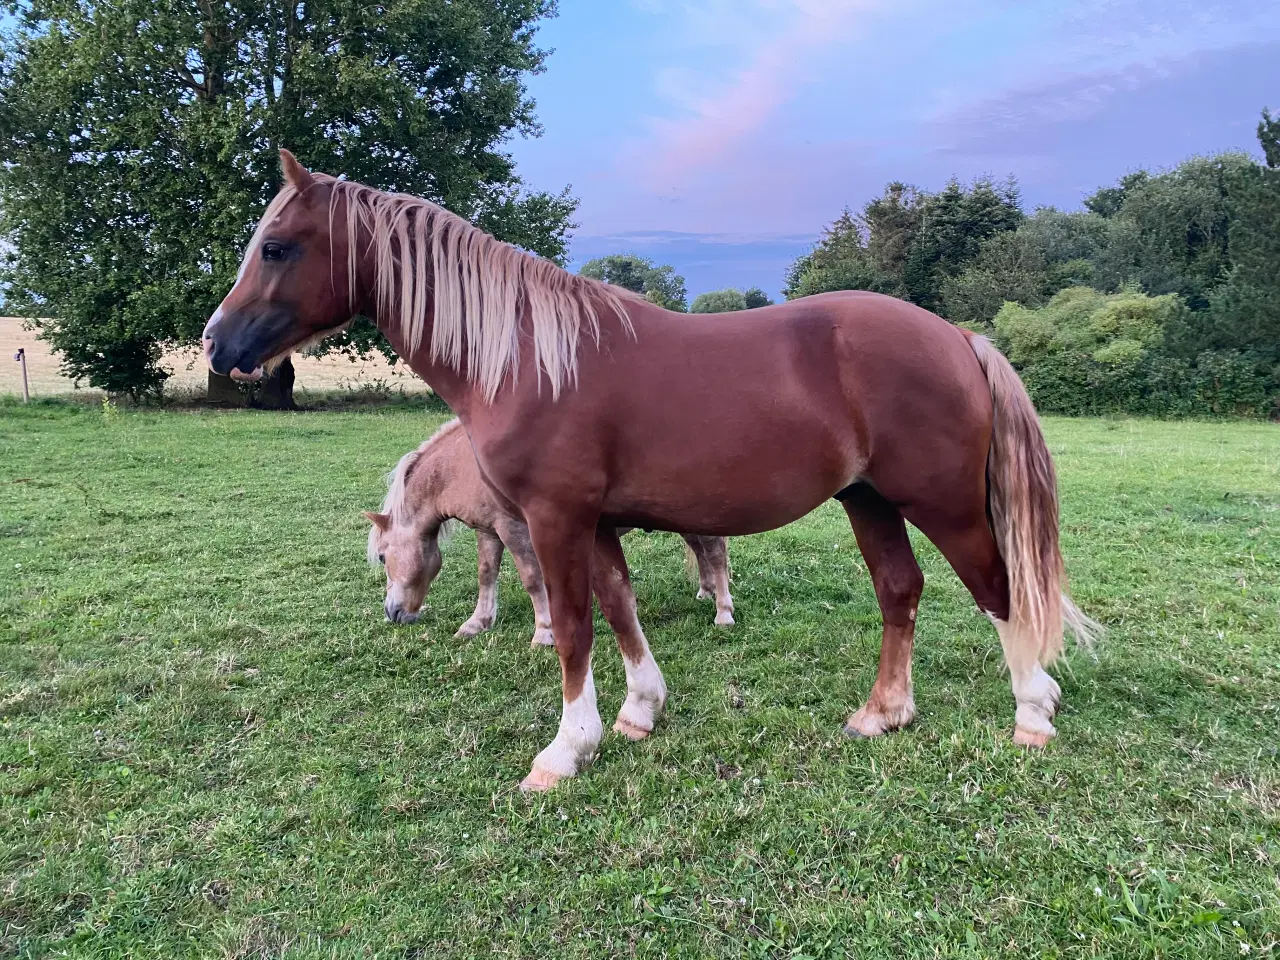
[204, 151, 1097, 791]
[365, 418, 735, 641]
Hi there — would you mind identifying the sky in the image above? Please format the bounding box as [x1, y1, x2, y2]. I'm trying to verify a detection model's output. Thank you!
[507, 0, 1280, 300]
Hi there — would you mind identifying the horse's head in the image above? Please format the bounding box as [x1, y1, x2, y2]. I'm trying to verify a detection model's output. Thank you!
[204, 150, 353, 381]
[365, 509, 445, 625]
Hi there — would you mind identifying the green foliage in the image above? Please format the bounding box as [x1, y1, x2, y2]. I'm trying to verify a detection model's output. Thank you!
[784, 177, 1022, 310]
[901, 176, 1023, 312]
[690, 288, 748, 314]
[1260, 108, 1280, 168]
[0, 0, 572, 397]
[2, 404, 1278, 956]
[994, 287, 1275, 417]
[742, 286, 773, 309]
[578, 254, 688, 311]
[941, 208, 1109, 325]
[1089, 155, 1253, 310]
[784, 210, 892, 300]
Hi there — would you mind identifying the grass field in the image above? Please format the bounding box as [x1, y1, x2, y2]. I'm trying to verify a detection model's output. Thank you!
[1, 400, 1277, 958]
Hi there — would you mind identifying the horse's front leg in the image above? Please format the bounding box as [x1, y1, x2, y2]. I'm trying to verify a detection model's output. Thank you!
[520, 509, 601, 792]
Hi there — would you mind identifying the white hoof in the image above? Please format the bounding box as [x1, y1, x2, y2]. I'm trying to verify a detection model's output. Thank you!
[843, 696, 916, 738]
[714, 609, 735, 627]
[530, 627, 555, 648]
[454, 617, 492, 639]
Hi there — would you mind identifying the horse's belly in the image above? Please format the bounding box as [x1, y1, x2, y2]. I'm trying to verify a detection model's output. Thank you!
[603, 443, 856, 537]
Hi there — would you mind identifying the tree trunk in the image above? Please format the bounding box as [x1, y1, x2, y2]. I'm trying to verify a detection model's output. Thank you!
[252, 356, 296, 410]
[206, 370, 247, 407]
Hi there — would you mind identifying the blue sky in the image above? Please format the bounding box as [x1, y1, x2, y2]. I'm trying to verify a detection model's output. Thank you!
[507, 0, 1280, 300]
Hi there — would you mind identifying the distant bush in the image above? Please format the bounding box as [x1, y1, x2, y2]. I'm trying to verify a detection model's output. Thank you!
[994, 287, 1276, 417]
[690, 289, 749, 313]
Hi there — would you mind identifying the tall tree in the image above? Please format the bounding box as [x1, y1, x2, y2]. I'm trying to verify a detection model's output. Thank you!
[0, 0, 573, 398]
[1090, 155, 1252, 311]
[901, 176, 1023, 312]
[784, 177, 1021, 311]
[1199, 113, 1280, 366]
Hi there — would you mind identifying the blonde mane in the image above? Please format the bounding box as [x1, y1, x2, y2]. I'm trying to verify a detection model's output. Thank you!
[367, 419, 465, 563]
[253, 175, 636, 402]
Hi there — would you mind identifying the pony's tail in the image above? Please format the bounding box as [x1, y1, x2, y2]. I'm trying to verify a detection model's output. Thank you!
[966, 334, 1101, 665]
[683, 541, 699, 581]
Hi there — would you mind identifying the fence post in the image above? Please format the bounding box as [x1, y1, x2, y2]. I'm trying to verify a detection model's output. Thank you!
[13, 348, 29, 403]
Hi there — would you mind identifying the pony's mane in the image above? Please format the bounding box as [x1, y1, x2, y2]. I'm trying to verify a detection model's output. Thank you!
[278, 174, 639, 401]
[367, 419, 464, 563]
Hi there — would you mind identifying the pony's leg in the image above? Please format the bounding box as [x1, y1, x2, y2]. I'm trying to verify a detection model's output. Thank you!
[495, 516, 555, 648]
[840, 485, 923, 738]
[907, 512, 1060, 747]
[455, 530, 504, 638]
[594, 526, 666, 740]
[686, 535, 734, 627]
[520, 511, 601, 792]
[686, 537, 716, 600]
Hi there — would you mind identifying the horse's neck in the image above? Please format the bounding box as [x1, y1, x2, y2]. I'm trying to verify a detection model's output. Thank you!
[364, 302, 479, 418]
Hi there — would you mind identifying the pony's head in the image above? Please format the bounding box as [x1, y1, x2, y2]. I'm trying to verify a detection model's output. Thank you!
[365, 509, 445, 625]
[363, 443, 455, 624]
[203, 150, 353, 381]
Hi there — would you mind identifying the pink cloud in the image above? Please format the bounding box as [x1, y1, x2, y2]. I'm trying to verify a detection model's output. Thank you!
[623, 0, 877, 184]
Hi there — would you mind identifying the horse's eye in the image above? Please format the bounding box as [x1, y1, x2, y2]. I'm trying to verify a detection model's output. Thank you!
[262, 241, 286, 262]
[377, 553, 385, 565]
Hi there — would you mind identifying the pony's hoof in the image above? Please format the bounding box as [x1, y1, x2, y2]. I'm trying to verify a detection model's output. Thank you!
[1013, 726, 1054, 748]
[714, 610, 735, 627]
[530, 629, 555, 649]
[696, 588, 713, 600]
[841, 724, 867, 740]
[613, 716, 652, 741]
[454, 620, 490, 639]
[520, 765, 563, 792]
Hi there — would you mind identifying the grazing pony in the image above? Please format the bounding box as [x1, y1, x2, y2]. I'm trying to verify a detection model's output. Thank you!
[204, 151, 1098, 791]
[364, 418, 735, 642]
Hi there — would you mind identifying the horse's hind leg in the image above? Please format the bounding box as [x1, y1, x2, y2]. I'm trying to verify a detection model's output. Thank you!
[840, 484, 923, 738]
[905, 508, 1061, 747]
[684, 535, 734, 627]
[594, 526, 666, 741]
[456, 530, 504, 638]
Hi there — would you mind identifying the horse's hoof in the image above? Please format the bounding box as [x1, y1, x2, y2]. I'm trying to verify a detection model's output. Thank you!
[613, 716, 652, 741]
[843, 700, 914, 739]
[1013, 726, 1054, 749]
[714, 611, 735, 627]
[530, 629, 555, 649]
[696, 588, 713, 600]
[520, 765, 562, 792]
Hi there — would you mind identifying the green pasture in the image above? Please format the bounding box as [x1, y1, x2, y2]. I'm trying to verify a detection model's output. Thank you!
[1, 399, 1276, 958]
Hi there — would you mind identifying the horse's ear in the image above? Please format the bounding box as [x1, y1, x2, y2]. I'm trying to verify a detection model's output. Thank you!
[279, 148, 314, 190]
[363, 511, 391, 531]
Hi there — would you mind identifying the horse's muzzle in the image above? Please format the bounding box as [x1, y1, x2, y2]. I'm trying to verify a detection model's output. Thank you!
[204, 308, 292, 379]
